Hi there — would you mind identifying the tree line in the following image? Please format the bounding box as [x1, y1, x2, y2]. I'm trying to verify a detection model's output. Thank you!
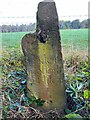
[0, 23, 36, 33]
[0, 19, 89, 33]
[59, 19, 88, 29]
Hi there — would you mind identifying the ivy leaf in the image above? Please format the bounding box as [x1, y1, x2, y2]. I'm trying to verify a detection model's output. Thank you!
[4, 106, 9, 113]
[64, 109, 71, 114]
[76, 77, 82, 81]
[76, 74, 85, 78]
[77, 83, 83, 90]
[9, 93, 15, 99]
[14, 81, 19, 87]
[31, 96, 37, 102]
[65, 113, 82, 119]
[21, 80, 26, 85]
[9, 104, 18, 111]
[27, 97, 33, 105]
[36, 99, 45, 106]
[84, 90, 90, 99]
[88, 83, 90, 91]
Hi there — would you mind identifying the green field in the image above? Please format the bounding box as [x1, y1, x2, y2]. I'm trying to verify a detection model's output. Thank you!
[0, 29, 88, 52]
[61, 29, 88, 50]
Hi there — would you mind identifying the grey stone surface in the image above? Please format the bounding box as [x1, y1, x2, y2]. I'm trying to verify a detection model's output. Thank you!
[21, 0, 65, 111]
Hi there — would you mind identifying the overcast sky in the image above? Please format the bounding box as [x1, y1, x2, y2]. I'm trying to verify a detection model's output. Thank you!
[0, 0, 89, 25]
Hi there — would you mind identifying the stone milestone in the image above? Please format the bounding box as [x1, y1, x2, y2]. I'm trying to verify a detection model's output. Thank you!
[21, 0, 66, 111]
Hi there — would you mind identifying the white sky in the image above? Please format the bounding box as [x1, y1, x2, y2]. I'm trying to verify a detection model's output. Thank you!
[0, 0, 89, 25]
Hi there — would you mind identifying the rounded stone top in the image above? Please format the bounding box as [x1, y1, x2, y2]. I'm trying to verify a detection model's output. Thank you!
[43, 0, 54, 2]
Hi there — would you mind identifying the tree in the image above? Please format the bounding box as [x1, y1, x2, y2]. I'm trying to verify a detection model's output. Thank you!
[64, 21, 72, 29]
[71, 19, 80, 29]
[80, 19, 88, 28]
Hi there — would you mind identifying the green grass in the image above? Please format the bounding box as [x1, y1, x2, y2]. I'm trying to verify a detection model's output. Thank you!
[0, 29, 88, 51]
[60, 29, 88, 51]
[1, 32, 29, 48]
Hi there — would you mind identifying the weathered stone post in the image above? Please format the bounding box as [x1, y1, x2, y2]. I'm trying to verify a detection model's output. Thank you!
[21, 0, 66, 111]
